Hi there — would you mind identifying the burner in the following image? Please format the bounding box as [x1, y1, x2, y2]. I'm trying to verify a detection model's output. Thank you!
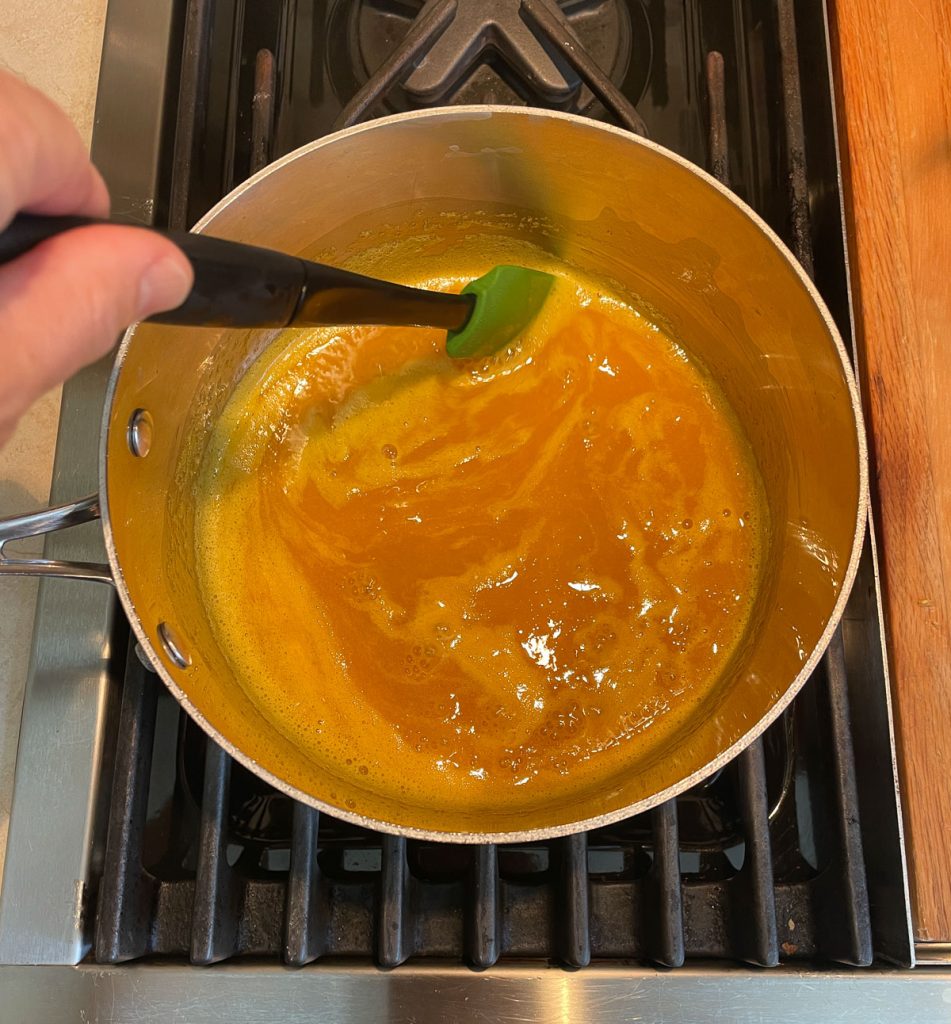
[337, 0, 651, 115]
[181, 715, 293, 848]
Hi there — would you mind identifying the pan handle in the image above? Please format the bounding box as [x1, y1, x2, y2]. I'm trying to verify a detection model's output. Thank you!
[0, 494, 114, 585]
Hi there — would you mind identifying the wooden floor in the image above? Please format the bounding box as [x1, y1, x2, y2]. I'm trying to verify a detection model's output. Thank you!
[830, 0, 951, 942]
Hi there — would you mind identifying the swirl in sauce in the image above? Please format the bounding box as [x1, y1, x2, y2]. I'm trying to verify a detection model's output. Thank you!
[195, 271, 765, 814]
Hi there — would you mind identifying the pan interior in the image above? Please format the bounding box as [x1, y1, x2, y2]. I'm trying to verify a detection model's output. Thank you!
[190, 248, 767, 823]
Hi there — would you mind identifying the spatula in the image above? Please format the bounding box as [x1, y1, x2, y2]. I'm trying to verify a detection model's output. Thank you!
[0, 213, 555, 360]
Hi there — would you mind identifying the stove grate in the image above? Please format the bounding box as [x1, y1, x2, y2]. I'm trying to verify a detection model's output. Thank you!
[92, 0, 894, 969]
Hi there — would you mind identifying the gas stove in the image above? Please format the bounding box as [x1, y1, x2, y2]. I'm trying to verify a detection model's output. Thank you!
[3, 0, 947, 1019]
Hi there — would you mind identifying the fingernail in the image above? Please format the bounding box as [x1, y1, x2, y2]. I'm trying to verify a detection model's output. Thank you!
[136, 256, 193, 319]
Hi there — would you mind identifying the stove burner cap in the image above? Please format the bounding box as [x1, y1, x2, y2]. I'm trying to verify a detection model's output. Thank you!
[346, 0, 650, 115]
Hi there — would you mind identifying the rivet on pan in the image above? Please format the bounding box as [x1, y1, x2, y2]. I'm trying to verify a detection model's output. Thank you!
[157, 622, 191, 669]
[127, 408, 153, 457]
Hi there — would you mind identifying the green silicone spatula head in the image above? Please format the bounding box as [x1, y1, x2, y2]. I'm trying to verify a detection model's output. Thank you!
[445, 265, 556, 359]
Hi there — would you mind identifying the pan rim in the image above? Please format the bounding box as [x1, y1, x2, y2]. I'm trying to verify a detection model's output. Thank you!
[100, 104, 869, 843]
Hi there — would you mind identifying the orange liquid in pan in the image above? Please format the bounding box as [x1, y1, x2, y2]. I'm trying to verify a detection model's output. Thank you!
[196, 271, 765, 814]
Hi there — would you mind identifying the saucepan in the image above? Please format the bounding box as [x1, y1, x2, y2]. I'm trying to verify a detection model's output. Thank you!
[0, 107, 867, 841]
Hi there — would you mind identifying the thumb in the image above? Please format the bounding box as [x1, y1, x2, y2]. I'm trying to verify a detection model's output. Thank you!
[0, 224, 193, 430]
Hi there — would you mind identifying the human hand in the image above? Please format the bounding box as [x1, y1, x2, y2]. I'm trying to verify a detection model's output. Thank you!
[0, 69, 193, 447]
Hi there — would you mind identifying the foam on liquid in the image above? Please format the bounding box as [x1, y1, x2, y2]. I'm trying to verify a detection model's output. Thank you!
[195, 268, 766, 815]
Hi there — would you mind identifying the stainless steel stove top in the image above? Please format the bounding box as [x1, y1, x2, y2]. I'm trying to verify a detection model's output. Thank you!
[1, 0, 946, 1018]
[6, 962, 951, 1023]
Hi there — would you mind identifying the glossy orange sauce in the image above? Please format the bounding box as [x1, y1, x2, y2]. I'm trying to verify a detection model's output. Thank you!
[196, 270, 765, 814]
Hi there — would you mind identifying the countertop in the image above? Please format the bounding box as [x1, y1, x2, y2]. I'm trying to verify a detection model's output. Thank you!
[831, 0, 951, 943]
[0, 0, 108, 890]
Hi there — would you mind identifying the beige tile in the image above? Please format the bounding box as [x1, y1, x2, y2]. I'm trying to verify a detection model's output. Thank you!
[0, 0, 108, 888]
[0, 0, 108, 144]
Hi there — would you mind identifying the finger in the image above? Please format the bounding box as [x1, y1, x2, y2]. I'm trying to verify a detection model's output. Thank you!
[0, 225, 193, 436]
[0, 69, 111, 228]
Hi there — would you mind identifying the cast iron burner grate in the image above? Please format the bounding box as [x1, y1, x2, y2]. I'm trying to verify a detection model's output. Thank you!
[96, 638, 869, 967]
[90, 0, 906, 969]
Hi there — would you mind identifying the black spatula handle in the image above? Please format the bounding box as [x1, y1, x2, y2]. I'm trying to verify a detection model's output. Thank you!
[0, 213, 474, 331]
[0, 213, 306, 327]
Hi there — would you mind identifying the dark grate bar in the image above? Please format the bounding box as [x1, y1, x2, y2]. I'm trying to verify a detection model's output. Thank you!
[168, 0, 215, 230]
[734, 742, 780, 966]
[284, 803, 322, 966]
[191, 741, 242, 965]
[467, 845, 501, 968]
[219, 0, 246, 195]
[705, 51, 729, 188]
[250, 48, 276, 176]
[94, 644, 159, 964]
[775, 0, 815, 277]
[378, 835, 411, 967]
[647, 801, 684, 966]
[560, 833, 591, 967]
[815, 633, 873, 965]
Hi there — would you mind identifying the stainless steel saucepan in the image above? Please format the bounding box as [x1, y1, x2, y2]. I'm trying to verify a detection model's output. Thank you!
[0, 107, 867, 841]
